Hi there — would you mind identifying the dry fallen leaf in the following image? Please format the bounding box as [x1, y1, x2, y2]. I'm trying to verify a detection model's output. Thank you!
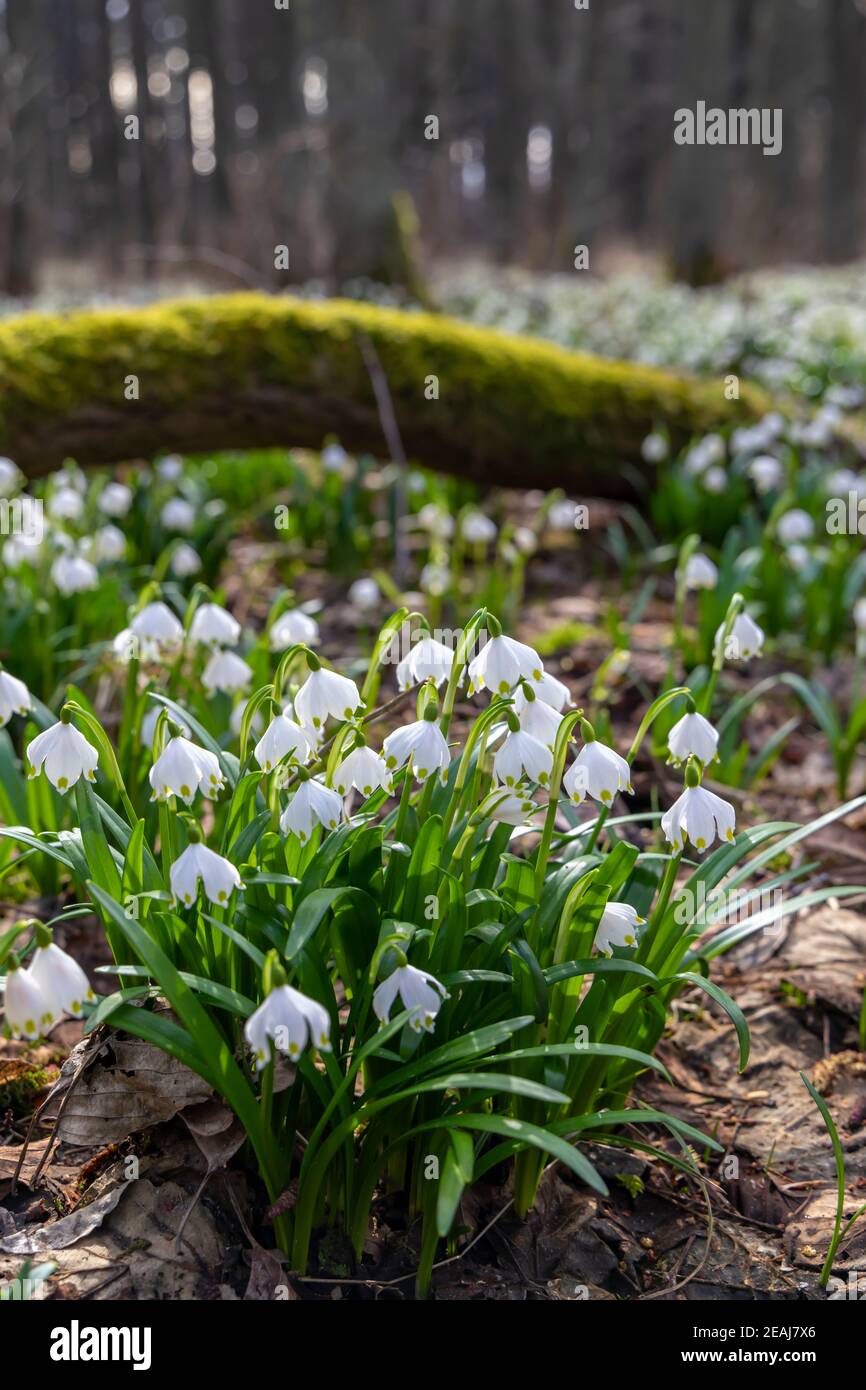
[41, 1034, 213, 1146]
[0, 1183, 126, 1256]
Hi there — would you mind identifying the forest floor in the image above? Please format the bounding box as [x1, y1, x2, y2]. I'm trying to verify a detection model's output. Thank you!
[2, 501, 865, 1301]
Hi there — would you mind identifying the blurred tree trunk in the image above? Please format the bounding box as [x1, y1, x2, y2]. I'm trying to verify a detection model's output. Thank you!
[824, 0, 865, 262]
[185, 0, 233, 234]
[129, 0, 157, 266]
[85, 0, 121, 265]
[2, 0, 45, 296]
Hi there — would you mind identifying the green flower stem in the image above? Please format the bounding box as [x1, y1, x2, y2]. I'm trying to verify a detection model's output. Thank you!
[701, 591, 744, 717]
[441, 698, 510, 842]
[533, 709, 585, 901]
[439, 608, 488, 737]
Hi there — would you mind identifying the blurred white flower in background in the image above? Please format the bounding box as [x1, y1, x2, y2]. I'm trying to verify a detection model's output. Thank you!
[0, 668, 33, 726]
[170, 543, 202, 578]
[747, 455, 784, 494]
[202, 649, 252, 696]
[348, 577, 380, 610]
[91, 524, 127, 562]
[160, 497, 196, 532]
[131, 600, 184, 650]
[714, 611, 765, 662]
[190, 602, 240, 648]
[98, 481, 133, 517]
[0, 456, 23, 495]
[48, 486, 84, 522]
[461, 510, 497, 544]
[641, 432, 668, 463]
[52, 552, 98, 595]
[777, 508, 814, 545]
[702, 466, 727, 494]
[157, 455, 184, 481]
[683, 552, 718, 590]
[269, 607, 320, 650]
[416, 503, 454, 539]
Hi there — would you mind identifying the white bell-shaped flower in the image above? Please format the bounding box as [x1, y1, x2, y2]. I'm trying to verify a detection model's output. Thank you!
[467, 629, 544, 695]
[0, 668, 33, 727]
[484, 790, 537, 826]
[373, 962, 449, 1034]
[52, 553, 98, 595]
[149, 735, 225, 804]
[26, 719, 99, 794]
[396, 635, 455, 691]
[245, 984, 332, 1069]
[594, 902, 645, 955]
[294, 662, 361, 734]
[662, 781, 736, 854]
[334, 742, 393, 798]
[131, 601, 184, 649]
[2, 963, 51, 1040]
[269, 608, 320, 650]
[855, 597, 866, 633]
[254, 711, 312, 773]
[525, 670, 571, 712]
[279, 775, 343, 843]
[667, 710, 719, 766]
[190, 602, 240, 648]
[563, 725, 632, 806]
[382, 715, 451, 784]
[714, 611, 765, 662]
[683, 553, 718, 590]
[29, 938, 95, 1020]
[170, 839, 244, 907]
[202, 649, 252, 696]
[514, 689, 563, 750]
[493, 723, 553, 787]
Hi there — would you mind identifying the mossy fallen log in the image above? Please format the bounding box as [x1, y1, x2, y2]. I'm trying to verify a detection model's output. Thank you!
[0, 293, 769, 495]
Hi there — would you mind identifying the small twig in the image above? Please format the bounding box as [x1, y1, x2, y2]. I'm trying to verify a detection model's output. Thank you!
[357, 333, 410, 585]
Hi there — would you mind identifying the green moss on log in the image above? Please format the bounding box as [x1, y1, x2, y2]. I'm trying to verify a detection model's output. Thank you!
[0, 293, 770, 495]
